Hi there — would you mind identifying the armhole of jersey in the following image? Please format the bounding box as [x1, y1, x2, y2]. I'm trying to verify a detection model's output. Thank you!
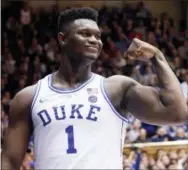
[100, 78, 129, 122]
[120, 120, 124, 157]
[30, 80, 41, 113]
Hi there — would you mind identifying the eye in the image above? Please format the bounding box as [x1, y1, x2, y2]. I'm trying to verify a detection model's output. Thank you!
[79, 31, 101, 40]
[95, 34, 101, 40]
[80, 32, 91, 37]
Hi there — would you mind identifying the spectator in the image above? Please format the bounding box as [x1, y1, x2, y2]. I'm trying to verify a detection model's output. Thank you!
[143, 64, 156, 85]
[28, 38, 43, 56]
[115, 33, 129, 53]
[136, 128, 148, 143]
[135, 2, 151, 20]
[147, 31, 157, 46]
[151, 127, 170, 142]
[126, 120, 141, 143]
[130, 66, 143, 83]
[110, 50, 126, 68]
[179, 40, 188, 66]
[20, 0, 32, 26]
[173, 128, 187, 140]
[160, 154, 170, 167]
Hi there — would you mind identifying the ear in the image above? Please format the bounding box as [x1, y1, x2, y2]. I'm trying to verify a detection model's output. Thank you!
[58, 32, 67, 45]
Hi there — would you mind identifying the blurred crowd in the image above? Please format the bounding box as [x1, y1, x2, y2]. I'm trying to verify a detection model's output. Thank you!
[125, 119, 188, 144]
[123, 148, 188, 170]
[1, 1, 188, 170]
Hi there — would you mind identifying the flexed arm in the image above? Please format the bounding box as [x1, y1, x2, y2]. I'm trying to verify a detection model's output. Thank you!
[105, 38, 188, 125]
[123, 38, 188, 125]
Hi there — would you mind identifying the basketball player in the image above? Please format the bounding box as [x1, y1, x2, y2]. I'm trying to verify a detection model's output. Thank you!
[2, 7, 188, 169]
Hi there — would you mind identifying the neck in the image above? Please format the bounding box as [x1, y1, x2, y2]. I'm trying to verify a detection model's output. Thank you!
[56, 54, 92, 85]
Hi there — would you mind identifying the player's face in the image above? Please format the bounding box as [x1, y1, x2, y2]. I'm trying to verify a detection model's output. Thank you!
[66, 19, 103, 61]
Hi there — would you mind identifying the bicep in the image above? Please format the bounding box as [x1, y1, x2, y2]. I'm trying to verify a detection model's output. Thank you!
[3, 94, 31, 167]
[122, 85, 170, 125]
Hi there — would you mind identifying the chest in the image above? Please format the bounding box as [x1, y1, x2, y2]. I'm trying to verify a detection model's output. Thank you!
[32, 93, 107, 128]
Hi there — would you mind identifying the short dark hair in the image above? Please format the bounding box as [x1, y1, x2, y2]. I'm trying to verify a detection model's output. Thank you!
[58, 7, 98, 33]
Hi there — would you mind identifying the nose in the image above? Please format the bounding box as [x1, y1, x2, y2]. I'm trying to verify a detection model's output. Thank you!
[88, 35, 98, 45]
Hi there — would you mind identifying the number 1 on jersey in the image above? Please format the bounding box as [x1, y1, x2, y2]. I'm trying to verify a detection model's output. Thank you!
[65, 125, 77, 154]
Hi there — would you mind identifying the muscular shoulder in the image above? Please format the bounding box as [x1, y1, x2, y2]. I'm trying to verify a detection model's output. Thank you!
[10, 84, 37, 114]
[104, 75, 139, 108]
[105, 75, 137, 84]
[7, 84, 38, 131]
[105, 75, 138, 93]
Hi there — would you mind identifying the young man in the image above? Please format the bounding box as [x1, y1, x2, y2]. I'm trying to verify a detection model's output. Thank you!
[2, 7, 188, 169]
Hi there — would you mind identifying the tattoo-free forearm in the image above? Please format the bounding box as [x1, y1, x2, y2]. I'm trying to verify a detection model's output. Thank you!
[152, 49, 187, 109]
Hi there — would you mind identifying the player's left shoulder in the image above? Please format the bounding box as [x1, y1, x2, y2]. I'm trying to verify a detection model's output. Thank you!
[105, 75, 138, 90]
[104, 75, 138, 107]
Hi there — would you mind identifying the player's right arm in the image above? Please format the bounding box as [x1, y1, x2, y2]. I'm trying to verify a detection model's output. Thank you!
[2, 85, 36, 170]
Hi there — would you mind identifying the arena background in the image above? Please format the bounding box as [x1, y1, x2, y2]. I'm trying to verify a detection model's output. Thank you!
[1, 0, 188, 169]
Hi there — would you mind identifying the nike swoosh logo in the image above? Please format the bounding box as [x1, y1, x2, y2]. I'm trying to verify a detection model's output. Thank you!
[39, 98, 51, 103]
[39, 94, 72, 103]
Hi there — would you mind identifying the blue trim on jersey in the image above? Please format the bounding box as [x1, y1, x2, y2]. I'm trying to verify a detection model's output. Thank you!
[48, 73, 95, 93]
[120, 120, 124, 156]
[100, 78, 129, 122]
[30, 80, 41, 113]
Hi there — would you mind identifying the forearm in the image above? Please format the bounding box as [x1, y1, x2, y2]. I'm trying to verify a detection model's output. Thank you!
[152, 49, 187, 110]
[2, 152, 20, 170]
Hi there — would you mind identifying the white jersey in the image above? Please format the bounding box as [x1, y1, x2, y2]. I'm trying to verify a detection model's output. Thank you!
[31, 73, 129, 169]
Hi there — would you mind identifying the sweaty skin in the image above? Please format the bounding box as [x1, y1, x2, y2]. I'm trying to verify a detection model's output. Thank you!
[2, 18, 188, 170]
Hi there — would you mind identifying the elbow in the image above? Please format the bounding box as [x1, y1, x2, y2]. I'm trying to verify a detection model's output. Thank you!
[2, 153, 14, 170]
[178, 109, 188, 123]
[172, 105, 188, 124]
[2, 152, 20, 170]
